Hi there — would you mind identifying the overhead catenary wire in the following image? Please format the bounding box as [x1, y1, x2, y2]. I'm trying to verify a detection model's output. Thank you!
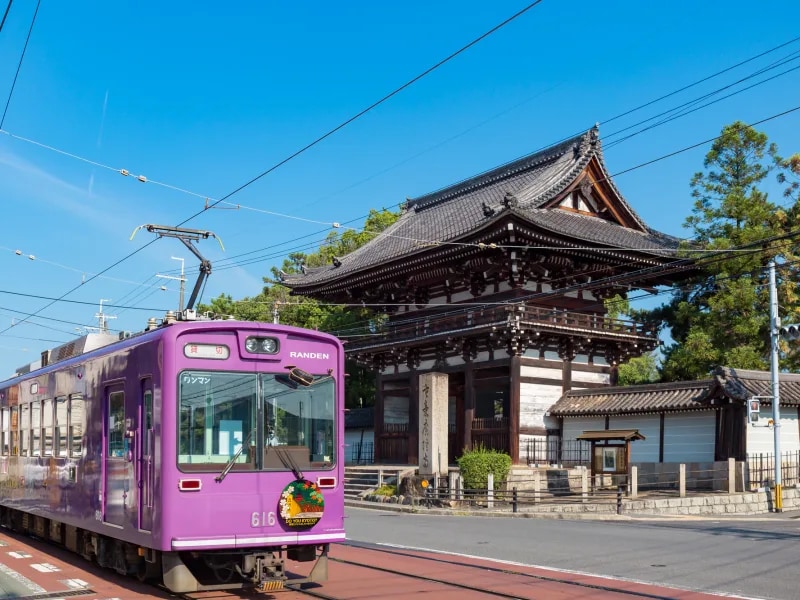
[163, 104, 800, 281]
[11, 100, 795, 334]
[3, 33, 799, 274]
[1, 221, 797, 351]
[190, 1, 546, 218]
[0, 3, 547, 340]
[316, 230, 800, 340]
[0, 0, 13, 34]
[220, 224, 800, 341]
[3, 30, 799, 345]
[0, 0, 39, 129]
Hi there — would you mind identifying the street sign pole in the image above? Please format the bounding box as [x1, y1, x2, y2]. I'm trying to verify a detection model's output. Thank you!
[768, 260, 783, 511]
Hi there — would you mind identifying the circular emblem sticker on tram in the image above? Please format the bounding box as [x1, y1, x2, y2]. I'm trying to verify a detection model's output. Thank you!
[278, 480, 325, 528]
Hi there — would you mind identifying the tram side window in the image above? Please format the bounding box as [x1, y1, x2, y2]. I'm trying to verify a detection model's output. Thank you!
[31, 401, 41, 456]
[69, 394, 85, 458]
[42, 399, 54, 456]
[20, 403, 29, 457]
[10, 407, 18, 456]
[55, 397, 68, 457]
[108, 391, 125, 457]
[0, 408, 7, 456]
[143, 390, 153, 458]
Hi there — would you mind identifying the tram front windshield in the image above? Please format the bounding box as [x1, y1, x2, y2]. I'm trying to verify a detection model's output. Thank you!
[178, 371, 335, 472]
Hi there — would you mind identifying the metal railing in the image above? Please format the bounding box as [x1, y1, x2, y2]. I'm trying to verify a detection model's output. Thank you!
[344, 303, 657, 352]
[348, 441, 374, 465]
[525, 438, 591, 466]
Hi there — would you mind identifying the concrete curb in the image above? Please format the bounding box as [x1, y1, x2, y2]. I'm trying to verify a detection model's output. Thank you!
[344, 498, 800, 520]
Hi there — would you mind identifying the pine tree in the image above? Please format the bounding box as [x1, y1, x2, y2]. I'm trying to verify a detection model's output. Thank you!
[655, 121, 799, 380]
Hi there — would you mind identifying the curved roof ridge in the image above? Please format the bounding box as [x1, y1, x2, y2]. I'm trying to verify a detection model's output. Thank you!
[589, 136, 648, 230]
[407, 128, 596, 212]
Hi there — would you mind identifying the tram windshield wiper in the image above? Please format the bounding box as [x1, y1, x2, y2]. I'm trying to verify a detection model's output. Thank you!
[215, 429, 255, 483]
[265, 440, 304, 480]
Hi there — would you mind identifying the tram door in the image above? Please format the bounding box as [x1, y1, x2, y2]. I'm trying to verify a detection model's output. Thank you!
[103, 384, 136, 528]
[138, 382, 155, 532]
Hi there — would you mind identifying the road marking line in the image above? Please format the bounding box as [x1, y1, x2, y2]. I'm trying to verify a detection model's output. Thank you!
[8, 551, 32, 558]
[31, 562, 61, 572]
[0, 562, 46, 593]
[373, 542, 761, 600]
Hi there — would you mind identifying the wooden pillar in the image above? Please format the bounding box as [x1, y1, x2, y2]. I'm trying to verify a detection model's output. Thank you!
[464, 361, 475, 451]
[509, 355, 521, 464]
[374, 371, 385, 463]
[408, 370, 419, 465]
[455, 378, 464, 463]
[562, 359, 572, 394]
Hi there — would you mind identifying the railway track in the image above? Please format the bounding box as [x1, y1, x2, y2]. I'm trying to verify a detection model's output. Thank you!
[0, 529, 732, 600]
[333, 542, 690, 600]
[280, 542, 709, 600]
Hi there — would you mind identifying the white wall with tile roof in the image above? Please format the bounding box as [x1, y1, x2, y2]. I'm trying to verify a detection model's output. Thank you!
[746, 406, 800, 455]
[663, 411, 716, 463]
[609, 414, 661, 462]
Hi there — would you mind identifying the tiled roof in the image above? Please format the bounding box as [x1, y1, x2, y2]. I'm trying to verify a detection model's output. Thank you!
[549, 379, 713, 416]
[715, 366, 800, 404]
[549, 366, 800, 417]
[285, 128, 680, 290]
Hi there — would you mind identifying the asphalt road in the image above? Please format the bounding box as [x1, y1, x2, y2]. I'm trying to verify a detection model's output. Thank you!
[344, 507, 800, 600]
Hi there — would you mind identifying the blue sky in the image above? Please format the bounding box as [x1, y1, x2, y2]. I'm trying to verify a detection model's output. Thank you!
[0, 1, 798, 377]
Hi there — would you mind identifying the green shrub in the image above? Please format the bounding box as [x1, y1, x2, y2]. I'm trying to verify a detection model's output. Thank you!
[373, 484, 397, 497]
[456, 446, 512, 490]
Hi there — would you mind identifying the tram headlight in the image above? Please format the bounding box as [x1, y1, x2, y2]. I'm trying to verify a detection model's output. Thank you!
[245, 336, 279, 355]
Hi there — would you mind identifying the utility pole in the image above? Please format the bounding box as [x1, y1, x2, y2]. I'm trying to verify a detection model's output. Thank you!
[157, 257, 187, 313]
[173, 256, 186, 313]
[95, 299, 116, 333]
[273, 301, 280, 324]
[768, 260, 783, 511]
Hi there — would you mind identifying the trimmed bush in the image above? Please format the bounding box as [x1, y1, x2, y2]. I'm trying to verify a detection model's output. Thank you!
[373, 484, 397, 497]
[456, 446, 512, 490]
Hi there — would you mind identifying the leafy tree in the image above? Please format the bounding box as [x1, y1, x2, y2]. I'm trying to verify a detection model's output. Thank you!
[617, 353, 660, 386]
[603, 294, 659, 385]
[650, 121, 800, 380]
[198, 208, 401, 408]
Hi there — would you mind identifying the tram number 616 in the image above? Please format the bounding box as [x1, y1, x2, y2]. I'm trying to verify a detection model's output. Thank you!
[251, 511, 277, 527]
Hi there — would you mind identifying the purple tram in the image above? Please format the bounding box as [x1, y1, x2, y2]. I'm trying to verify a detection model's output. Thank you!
[0, 317, 346, 592]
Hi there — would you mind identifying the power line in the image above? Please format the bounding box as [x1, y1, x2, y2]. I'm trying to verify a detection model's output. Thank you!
[4, 24, 798, 340]
[167, 104, 800, 280]
[0, 289, 166, 312]
[0, 0, 39, 129]
[0, 3, 547, 340]
[602, 36, 800, 127]
[606, 104, 800, 180]
[605, 54, 800, 150]
[192, 1, 546, 218]
[0, 0, 13, 33]
[4, 33, 799, 272]
[5, 100, 795, 337]
[320, 228, 800, 341]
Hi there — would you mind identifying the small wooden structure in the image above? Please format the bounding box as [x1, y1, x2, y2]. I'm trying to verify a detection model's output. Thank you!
[577, 429, 644, 479]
